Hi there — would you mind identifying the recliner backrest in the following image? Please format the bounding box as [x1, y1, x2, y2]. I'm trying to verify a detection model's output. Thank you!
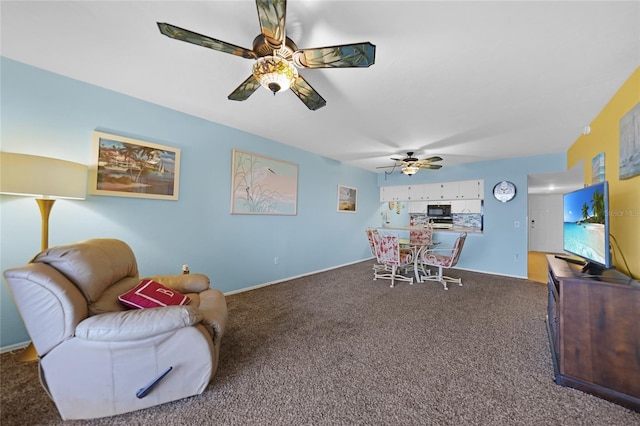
[31, 239, 139, 304]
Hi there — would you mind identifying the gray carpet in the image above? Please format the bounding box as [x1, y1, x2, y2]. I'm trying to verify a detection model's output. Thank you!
[1, 260, 638, 425]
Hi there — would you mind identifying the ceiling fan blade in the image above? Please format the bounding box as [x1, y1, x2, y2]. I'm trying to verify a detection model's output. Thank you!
[290, 76, 326, 111]
[292, 42, 376, 68]
[158, 22, 256, 59]
[255, 0, 287, 49]
[228, 75, 262, 101]
[418, 156, 444, 164]
[376, 165, 397, 169]
[418, 164, 443, 170]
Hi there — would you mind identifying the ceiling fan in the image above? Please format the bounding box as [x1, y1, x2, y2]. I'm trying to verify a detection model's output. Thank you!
[157, 0, 376, 111]
[377, 152, 443, 176]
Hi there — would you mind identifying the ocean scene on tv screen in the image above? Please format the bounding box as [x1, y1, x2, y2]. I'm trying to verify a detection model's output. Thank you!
[564, 184, 608, 264]
[563, 184, 607, 265]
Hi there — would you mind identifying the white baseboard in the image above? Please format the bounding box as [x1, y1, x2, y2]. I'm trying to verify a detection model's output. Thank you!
[0, 340, 30, 354]
[224, 258, 373, 296]
[454, 266, 528, 280]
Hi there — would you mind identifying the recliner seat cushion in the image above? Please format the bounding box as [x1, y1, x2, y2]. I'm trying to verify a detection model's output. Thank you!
[89, 276, 139, 315]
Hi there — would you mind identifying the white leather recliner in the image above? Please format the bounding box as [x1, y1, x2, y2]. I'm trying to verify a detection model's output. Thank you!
[3, 239, 228, 420]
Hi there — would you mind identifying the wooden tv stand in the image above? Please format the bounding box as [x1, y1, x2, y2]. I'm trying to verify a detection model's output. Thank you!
[546, 255, 640, 412]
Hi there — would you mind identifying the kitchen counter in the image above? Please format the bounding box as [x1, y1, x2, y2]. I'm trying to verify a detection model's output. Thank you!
[434, 227, 483, 234]
[379, 226, 482, 234]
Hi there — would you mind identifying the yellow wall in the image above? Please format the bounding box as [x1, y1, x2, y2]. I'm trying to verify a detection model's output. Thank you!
[568, 67, 640, 278]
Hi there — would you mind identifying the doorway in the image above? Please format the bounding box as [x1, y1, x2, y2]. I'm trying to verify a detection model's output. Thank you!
[527, 163, 584, 282]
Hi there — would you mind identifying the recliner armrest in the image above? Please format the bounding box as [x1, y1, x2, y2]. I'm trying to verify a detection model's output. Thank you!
[75, 305, 203, 341]
[146, 273, 210, 293]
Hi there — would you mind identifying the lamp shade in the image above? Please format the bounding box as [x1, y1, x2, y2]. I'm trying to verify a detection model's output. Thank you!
[252, 56, 298, 94]
[401, 166, 419, 176]
[0, 152, 88, 199]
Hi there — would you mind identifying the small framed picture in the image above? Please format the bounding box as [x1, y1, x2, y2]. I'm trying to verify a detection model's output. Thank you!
[89, 131, 180, 200]
[337, 184, 357, 213]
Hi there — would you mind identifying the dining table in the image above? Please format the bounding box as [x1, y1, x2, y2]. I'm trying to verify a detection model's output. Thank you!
[398, 238, 439, 283]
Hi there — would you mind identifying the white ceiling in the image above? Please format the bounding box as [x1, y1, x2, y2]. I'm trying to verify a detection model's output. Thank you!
[1, 1, 638, 180]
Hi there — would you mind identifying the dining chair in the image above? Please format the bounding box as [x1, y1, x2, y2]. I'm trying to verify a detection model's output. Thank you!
[419, 232, 467, 290]
[365, 228, 388, 273]
[410, 226, 433, 245]
[372, 233, 414, 288]
[408, 225, 434, 279]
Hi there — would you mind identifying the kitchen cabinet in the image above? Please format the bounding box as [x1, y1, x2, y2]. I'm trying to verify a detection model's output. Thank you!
[442, 180, 483, 199]
[422, 183, 442, 200]
[380, 185, 409, 202]
[409, 201, 429, 213]
[451, 199, 482, 213]
[459, 180, 484, 198]
[407, 185, 425, 201]
[381, 179, 484, 203]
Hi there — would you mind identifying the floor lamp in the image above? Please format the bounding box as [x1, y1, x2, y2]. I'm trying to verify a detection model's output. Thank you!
[0, 152, 88, 361]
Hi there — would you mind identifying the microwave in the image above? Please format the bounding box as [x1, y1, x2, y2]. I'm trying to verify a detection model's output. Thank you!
[427, 204, 451, 218]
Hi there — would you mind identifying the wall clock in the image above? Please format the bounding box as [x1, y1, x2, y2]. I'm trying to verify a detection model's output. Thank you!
[493, 181, 517, 203]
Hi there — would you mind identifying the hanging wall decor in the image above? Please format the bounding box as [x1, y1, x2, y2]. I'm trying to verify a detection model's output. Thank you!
[592, 152, 605, 184]
[89, 131, 180, 200]
[337, 184, 357, 213]
[619, 102, 640, 180]
[230, 149, 298, 215]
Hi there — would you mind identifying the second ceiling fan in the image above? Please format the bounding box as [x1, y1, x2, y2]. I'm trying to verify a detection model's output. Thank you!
[158, 0, 376, 111]
[377, 152, 443, 176]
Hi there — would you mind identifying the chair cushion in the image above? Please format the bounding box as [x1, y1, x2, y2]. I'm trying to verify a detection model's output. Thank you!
[31, 239, 138, 304]
[75, 305, 202, 341]
[89, 276, 140, 316]
[118, 279, 191, 309]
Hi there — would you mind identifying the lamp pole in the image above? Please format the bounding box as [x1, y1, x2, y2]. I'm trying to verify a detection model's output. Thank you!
[36, 198, 55, 251]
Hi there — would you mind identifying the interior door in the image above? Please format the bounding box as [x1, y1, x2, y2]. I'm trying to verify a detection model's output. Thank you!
[528, 194, 563, 253]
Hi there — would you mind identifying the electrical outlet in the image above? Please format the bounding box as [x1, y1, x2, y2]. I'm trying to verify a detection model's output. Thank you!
[274, 257, 279, 265]
[514, 221, 520, 228]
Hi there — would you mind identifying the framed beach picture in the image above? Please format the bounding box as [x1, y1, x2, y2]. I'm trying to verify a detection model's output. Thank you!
[337, 184, 357, 213]
[230, 149, 298, 215]
[89, 131, 180, 200]
[591, 152, 605, 184]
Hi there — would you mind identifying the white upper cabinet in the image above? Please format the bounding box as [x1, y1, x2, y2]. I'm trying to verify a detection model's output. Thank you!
[451, 199, 483, 213]
[422, 183, 442, 200]
[382, 179, 484, 203]
[459, 180, 484, 199]
[380, 185, 410, 202]
[441, 180, 483, 199]
[440, 182, 459, 199]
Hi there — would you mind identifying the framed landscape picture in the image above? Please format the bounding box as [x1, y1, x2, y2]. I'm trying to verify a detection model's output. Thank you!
[89, 131, 180, 200]
[337, 184, 357, 213]
[231, 149, 298, 215]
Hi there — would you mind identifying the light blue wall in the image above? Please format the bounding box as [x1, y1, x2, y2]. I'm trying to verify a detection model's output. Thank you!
[378, 153, 567, 277]
[1, 58, 570, 349]
[0, 58, 380, 347]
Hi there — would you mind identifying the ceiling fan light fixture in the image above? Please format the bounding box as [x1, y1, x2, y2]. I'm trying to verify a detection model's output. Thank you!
[402, 165, 419, 176]
[252, 56, 298, 94]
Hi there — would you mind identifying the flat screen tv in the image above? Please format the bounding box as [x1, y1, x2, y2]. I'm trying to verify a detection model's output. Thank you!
[562, 181, 611, 271]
